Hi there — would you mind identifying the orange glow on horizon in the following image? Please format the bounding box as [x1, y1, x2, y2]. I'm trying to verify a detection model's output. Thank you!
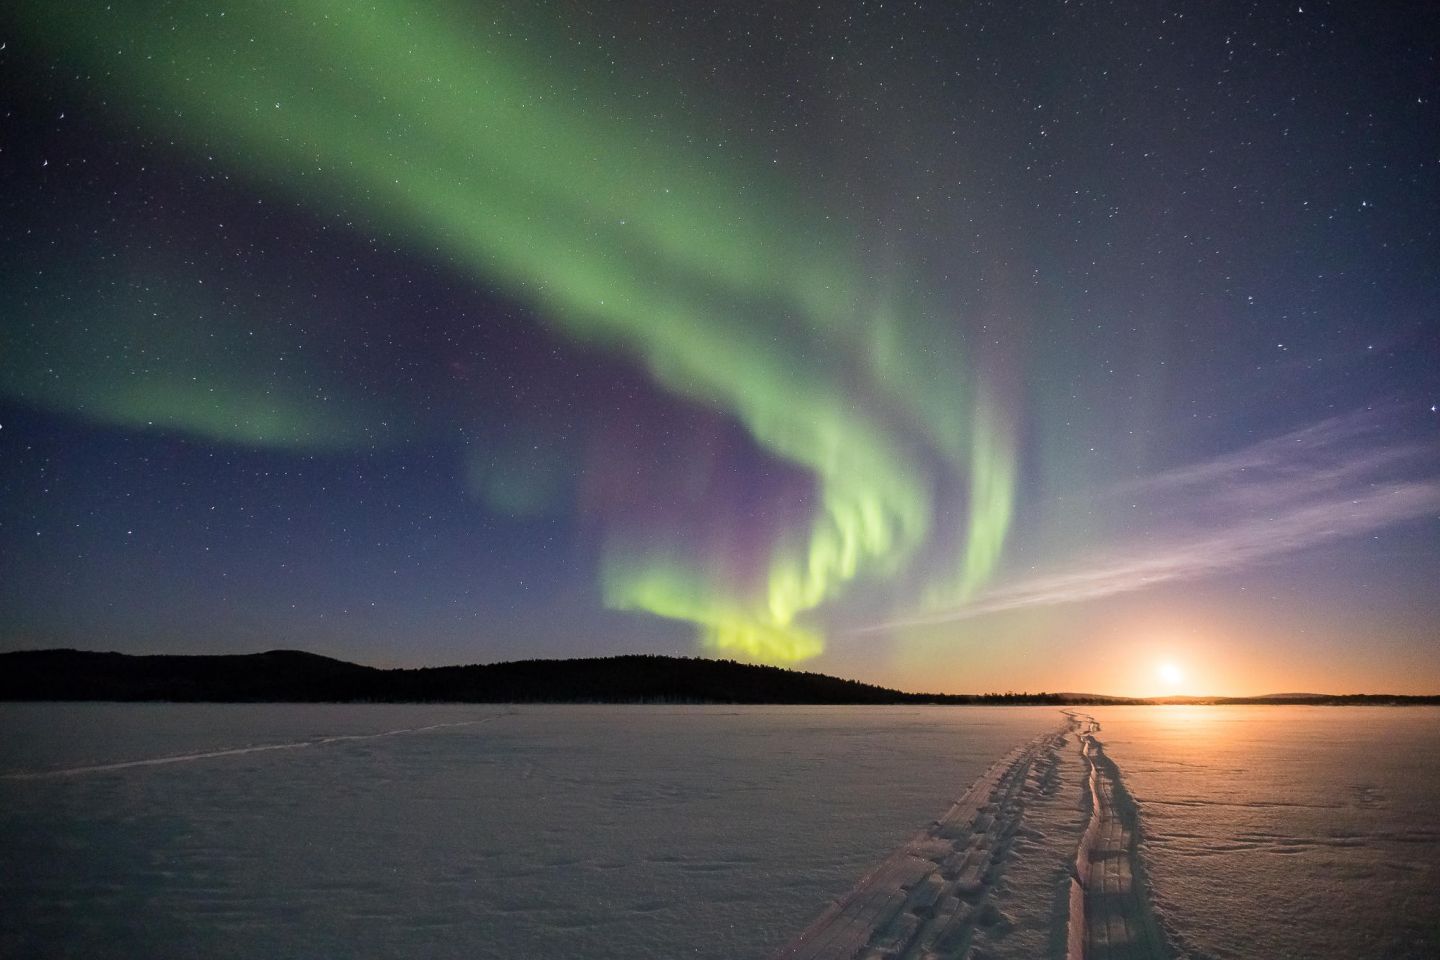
[872, 595, 1440, 698]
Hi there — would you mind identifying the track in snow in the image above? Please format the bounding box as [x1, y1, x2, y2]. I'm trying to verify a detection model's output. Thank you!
[771, 721, 1072, 960]
[1068, 713, 1172, 960]
[773, 712, 1174, 960]
[0, 715, 509, 781]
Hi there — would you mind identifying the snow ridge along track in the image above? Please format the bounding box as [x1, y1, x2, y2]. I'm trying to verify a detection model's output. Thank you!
[1067, 713, 1172, 960]
[771, 722, 1073, 960]
[773, 713, 1176, 960]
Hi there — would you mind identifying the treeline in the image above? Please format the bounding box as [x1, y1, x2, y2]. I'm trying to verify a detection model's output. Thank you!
[4, 650, 1433, 705]
[0, 649, 1147, 705]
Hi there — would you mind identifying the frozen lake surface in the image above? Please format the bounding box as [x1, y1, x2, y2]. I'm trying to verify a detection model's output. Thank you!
[2, 704, 1437, 959]
[0, 704, 1060, 959]
[1091, 706, 1440, 960]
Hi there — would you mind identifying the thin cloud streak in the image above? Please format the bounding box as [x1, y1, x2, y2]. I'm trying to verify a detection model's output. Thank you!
[852, 411, 1440, 634]
[1110, 407, 1426, 505]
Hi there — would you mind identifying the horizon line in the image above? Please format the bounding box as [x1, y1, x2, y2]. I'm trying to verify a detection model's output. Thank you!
[3, 646, 1438, 702]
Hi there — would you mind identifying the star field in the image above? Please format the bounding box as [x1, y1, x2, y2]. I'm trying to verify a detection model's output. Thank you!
[1, 1, 1436, 692]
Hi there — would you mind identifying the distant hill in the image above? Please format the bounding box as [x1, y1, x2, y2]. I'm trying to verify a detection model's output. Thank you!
[1, 650, 1435, 705]
[0, 649, 382, 703]
[0, 649, 1135, 705]
[1212, 693, 1439, 705]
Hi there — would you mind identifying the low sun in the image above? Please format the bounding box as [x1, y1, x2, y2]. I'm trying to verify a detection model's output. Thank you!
[1157, 661, 1185, 690]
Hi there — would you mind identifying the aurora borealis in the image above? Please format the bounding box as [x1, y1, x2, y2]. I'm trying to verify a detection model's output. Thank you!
[2, 1, 1438, 692]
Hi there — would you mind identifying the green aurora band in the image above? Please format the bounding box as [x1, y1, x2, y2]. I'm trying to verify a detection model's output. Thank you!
[13, 0, 1016, 661]
[2, 255, 382, 450]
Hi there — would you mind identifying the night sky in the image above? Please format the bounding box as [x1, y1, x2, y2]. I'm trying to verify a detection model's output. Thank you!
[2, 1, 1437, 695]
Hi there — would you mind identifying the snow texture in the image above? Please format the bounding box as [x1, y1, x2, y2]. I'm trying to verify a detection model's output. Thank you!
[3, 703, 1436, 959]
[1089, 706, 1440, 960]
[0, 703, 1059, 960]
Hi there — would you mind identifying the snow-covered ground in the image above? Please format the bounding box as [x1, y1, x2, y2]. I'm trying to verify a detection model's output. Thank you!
[772, 715, 1092, 960]
[3, 703, 1436, 959]
[0, 704, 1060, 959]
[1091, 706, 1440, 960]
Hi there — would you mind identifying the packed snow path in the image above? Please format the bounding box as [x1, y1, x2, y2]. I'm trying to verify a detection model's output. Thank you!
[772, 723, 1071, 959]
[1069, 715, 1171, 960]
[773, 713, 1172, 960]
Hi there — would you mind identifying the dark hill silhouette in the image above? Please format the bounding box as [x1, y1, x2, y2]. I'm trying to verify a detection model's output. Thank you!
[0, 649, 382, 702]
[0, 649, 1128, 704]
[2, 649, 1435, 704]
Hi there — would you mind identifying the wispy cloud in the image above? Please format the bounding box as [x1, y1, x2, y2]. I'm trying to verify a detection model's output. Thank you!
[852, 410, 1440, 634]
